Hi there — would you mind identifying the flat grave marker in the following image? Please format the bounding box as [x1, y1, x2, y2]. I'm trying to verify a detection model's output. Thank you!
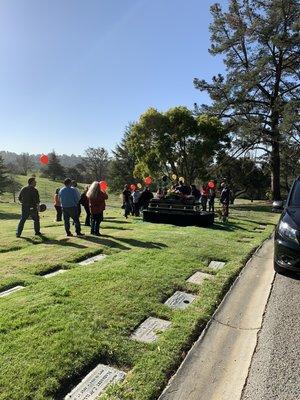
[131, 317, 171, 343]
[165, 291, 196, 310]
[237, 237, 252, 243]
[64, 364, 126, 400]
[187, 271, 213, 285]
[208, 261, 226, 270]
[259, 225, 266, 229]
[0, 286, 24, 297]
[43, 269, 66, 278]
[79, 254, 107, 266]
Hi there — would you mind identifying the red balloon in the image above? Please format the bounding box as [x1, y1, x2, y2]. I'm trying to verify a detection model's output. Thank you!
[144, 176, 152, 185]
[208, 181, 215, 189]
[130, 184, 136, 191]
[99, 181, 108, 191]
[40, 154, 49, 165]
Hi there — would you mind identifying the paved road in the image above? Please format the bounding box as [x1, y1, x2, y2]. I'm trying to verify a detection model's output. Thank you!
[242, 272, 300, 400]
[159, 239, 275, 400]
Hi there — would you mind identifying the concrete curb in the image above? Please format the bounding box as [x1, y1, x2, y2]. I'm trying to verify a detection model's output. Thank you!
[158, 235, 275, 400]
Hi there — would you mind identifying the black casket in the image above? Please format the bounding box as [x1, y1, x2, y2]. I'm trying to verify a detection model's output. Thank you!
[143, 197, 214, 227]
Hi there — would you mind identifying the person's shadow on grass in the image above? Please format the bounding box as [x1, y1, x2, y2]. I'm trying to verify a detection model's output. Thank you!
[79, 234, 167, 250]
[22, 236, 87, 249]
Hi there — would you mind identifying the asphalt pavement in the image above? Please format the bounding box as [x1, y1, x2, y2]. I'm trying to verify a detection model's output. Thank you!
[242, 271, 300, 400]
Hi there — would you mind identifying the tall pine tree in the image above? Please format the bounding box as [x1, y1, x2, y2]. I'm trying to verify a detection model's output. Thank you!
[44, 151, 65, 181]
[194, 0, 300, 200]
[108, 124, 138, 191]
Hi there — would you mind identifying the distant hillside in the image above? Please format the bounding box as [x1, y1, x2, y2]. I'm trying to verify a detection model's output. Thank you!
[0, 151, 84, 169]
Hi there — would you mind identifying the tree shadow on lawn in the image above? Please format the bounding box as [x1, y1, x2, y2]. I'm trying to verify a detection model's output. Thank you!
[0, 211, 21, 220]
[102, 219, 129, 224]
[22, 236, 88, 249]
[78, 235, 130, 250]
[115, 236, 168, 249]
[101, 226, 133, 231]
[79, 234, 167, 250]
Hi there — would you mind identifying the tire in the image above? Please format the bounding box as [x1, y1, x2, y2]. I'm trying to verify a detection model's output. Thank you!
[274, 261, 290, 276]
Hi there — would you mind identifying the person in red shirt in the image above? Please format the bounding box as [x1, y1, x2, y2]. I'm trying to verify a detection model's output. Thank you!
[86, 181, 108, 236]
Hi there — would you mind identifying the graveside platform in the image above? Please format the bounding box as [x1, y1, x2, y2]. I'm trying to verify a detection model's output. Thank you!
[143, 198, 214, 227]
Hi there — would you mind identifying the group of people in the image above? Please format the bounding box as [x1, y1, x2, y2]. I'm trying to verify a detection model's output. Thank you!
[16, 177, 108, 237]
[155, 181, 217, 212]
[122, 185, 153, 218]
[121, 179, 231, 222]
[16, 176, 231, 238]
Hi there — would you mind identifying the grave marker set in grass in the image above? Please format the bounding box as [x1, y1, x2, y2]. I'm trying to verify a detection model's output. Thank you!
[0, 200, 278, 400]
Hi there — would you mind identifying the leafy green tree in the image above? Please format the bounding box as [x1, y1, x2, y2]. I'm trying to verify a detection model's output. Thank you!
[43, 151, 65, 181]
[128, 106, 229, 183]
[0, 155, 9, 194]
[194, 0, 300, 200]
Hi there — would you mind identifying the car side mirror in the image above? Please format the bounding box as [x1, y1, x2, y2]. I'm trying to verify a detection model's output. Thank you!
[272, 200, 285, 213]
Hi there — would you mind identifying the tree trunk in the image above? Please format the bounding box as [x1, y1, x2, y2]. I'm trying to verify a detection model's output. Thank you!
[270, 139, 281, 201]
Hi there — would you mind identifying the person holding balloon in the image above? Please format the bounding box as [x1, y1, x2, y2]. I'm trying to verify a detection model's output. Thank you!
[87, 181, 108, 236]
[208, 181, 216, 213]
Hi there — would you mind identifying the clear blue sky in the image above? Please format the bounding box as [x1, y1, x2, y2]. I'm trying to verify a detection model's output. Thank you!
[0, 0, 227, 155]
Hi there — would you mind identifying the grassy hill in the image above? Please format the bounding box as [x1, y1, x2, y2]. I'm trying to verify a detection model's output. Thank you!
[1, 175, 86, 203]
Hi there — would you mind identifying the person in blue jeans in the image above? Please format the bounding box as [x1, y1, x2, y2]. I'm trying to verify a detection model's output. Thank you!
[16, 177, 41, 237]
[59, 178, 83, 237]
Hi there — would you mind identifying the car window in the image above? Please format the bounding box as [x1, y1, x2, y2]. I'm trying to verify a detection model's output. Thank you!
[290, 180, 300, 206]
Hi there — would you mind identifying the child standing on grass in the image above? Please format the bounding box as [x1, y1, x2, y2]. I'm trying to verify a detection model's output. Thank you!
[87, 181, 108, 236]
[80, 186, 91, 226]
[53, 188, 62, 221]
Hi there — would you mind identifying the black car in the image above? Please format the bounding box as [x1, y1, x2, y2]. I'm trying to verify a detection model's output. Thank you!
[274, 176, 300, 274]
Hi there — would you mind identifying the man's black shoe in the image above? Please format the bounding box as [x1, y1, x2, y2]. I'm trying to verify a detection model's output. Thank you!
[67, 232, 73, 237]
[76, 232, 85, 237]
[35, 232, 43, 236]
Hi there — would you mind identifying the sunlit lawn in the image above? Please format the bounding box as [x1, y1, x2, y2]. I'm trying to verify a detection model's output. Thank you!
[0, 194, 278, 400]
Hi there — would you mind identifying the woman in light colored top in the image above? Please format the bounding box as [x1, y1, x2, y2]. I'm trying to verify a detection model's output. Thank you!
[53, 188, 62, 221]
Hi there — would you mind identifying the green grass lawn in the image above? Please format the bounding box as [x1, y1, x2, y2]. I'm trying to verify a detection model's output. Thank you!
[0, 192, 279, 400]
